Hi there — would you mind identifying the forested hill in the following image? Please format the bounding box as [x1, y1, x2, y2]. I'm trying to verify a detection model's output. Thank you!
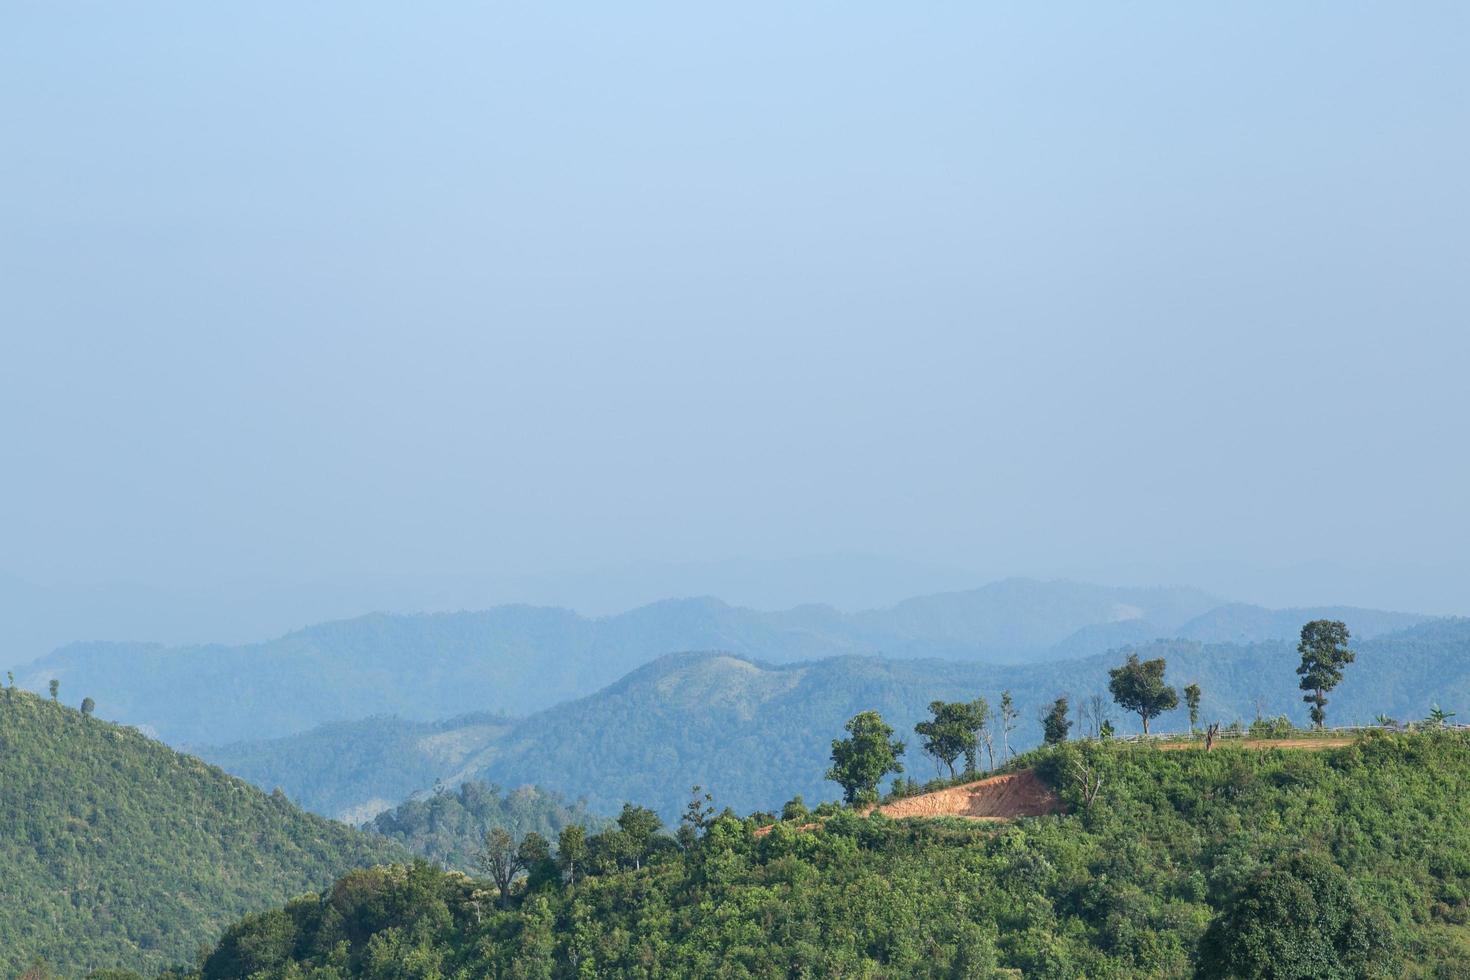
[201, 618, 1470, 822]
[15, 579, 1424, 745]
[0, 689, 403, 978]
[148, 732, 1470, 978]
[366, 782, 606, 873]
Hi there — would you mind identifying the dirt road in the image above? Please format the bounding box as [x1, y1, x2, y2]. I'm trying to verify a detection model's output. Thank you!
[1154, 737, 1356, 751]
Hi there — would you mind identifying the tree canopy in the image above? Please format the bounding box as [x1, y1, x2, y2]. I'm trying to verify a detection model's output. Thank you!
[1198, 852, 1396, 979]
[1297, 619, 1356, 728]
[826, 710, 905, 804]
[1183, 683, 1202, 731]
[1041, 697, 1071, 745]
[913, 699, 987, 777]
[1108, 653, 1179, 734]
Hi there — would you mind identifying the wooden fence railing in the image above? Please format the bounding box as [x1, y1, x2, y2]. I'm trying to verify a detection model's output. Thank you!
[1112, 723, 1470, 743]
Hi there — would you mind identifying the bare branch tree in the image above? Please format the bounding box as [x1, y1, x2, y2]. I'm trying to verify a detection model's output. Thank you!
[1067, 754, 1104, 807]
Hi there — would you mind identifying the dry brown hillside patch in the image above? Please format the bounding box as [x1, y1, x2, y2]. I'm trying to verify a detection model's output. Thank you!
[874, 769, 1063, 822]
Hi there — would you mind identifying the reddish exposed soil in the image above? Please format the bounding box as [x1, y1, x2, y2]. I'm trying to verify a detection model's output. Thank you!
[752, 821, 819, 838]
[873, 769, 1063, 822]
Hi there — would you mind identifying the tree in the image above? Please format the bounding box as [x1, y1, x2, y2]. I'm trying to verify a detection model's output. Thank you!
[616, 803, 662, 870]
[1099, 718, 1115, 738]
[979, 724, 996, 771]
[1042, 697, 1071, 745]
[48, 679, 59, 702]
[478, 828, 528, 907]
[914, 699, 990, 777]
[958, 698, 990, 774]
[826, 710, 905, 805]
[1184, 683, 1202, 733]
[1056, 742, 1104, 808]
[19, 958, 54, 980]
[677, 786, 714, 850]
[1296, 620, 1355, 729]
[556, 825, 586, 886]
[80, 697, 95, 718]
[999, 692, 1018, 762]
[780, 795, 809, 822]
[476, 829, 551, 906]
[1108, 654, 1178, 734]
[1086, 691, 1110, 739]
[517, 832, 554, 893]
[1197, 853, 1396, 979]
[914, 701, 972, 778]
[1427, 704, 1456, 727]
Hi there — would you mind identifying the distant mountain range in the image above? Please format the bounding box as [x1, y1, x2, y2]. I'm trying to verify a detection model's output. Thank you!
[0, 556, 981, 666]
[199, 617, 1470, 824]
[16, 579, 1428, 745]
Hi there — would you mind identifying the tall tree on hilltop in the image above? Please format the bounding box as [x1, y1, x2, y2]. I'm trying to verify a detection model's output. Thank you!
[914, 701, 972, 778]
[959, 697, 990, 774]
[1108, 653, 1178, 735]
[999, 692, 1018, 762]
[48, 679, 59, 702]
[1184, 683, 1202, 733]
[827, 710, 905, 805]
[1297, 620, 1355, 729]
[1086, 691, 1110, 739]
[1042, 697, 1071, 745]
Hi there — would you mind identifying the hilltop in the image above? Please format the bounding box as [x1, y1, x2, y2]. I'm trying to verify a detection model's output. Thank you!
[0, 688, 403, 977]
[200, 618, 1470, 822]
[160, 731, 1470, 978]
[15, 579, 1425, 745]
[366, 782, 605, 874]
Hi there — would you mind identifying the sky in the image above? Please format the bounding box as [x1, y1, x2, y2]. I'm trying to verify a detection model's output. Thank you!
[3, 3, 1468, 628]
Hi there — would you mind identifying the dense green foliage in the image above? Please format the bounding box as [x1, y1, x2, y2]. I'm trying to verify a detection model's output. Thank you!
[1041, 697, 1071, 745]
[1197, 853, 1395, 978]
[366, 782, 604, 873]
[16, 581, 1419, 745]
[0, 689, 403, 977]
[1298, 619, 1357, 728]
[159, 731, 1470, 978]
[826, 710, 906, 804]
[201, 620, 1470, 822]
[1108, 653, 1178, 734]
[914, 698, 990, 776]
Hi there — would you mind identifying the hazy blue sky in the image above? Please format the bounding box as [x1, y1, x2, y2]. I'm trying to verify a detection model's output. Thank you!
[3, 4, 1468, 615]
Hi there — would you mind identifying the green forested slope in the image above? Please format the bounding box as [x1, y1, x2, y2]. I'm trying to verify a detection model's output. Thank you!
[0, 690, 403, 978]
[192, 712, 517, 823]
[366, 781, 605, 873]
[156, 731, 1470, 978]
